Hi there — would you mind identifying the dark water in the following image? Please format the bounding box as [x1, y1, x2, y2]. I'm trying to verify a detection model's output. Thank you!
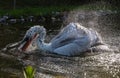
[0, 11, 120, 78]
[0, 20, 63, 78]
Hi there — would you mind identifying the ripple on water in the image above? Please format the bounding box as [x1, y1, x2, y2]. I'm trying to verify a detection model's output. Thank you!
[0, 11, 120, 78]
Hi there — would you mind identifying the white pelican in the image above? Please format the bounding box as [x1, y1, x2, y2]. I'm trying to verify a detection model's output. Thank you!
[19, 23, 112, 56]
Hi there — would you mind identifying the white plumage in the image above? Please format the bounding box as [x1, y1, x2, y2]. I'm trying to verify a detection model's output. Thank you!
[20, 23, 107, 56]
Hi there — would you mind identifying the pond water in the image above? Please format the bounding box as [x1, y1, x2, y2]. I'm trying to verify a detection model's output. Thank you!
[0, 11, 120, 78]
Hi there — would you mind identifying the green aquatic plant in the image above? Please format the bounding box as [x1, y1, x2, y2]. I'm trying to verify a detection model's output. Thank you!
[0, 6, 77, 16]
[23, 65, 36, 78]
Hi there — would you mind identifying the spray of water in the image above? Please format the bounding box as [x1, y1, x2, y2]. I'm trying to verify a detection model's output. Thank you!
[0, 9, 120, 78]
[64, 10, 120, 51]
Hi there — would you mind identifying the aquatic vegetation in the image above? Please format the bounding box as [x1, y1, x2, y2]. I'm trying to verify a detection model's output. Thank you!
[0, 6, 76, 16]
[23, 65, 36, 78]
[0, 2, 119, 17]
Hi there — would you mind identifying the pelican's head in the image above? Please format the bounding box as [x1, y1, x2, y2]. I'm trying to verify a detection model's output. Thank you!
[19, 25, 46, 51]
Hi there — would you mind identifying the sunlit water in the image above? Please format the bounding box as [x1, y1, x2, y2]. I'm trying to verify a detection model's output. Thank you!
[0, 11, 120, 78]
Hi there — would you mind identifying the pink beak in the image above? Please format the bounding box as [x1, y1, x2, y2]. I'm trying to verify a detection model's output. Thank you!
[20, 33, 38, 51]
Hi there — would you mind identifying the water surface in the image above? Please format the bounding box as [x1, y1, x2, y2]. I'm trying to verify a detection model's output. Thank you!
[0, 11, 120, 78]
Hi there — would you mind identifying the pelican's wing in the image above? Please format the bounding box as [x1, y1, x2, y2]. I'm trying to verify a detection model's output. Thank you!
[51, 23, 77, 41]
[51, 23, 77, 48]
[53, 37, 91, 56]
[50, 23, 102, 56]
[51, 23, 89, 49]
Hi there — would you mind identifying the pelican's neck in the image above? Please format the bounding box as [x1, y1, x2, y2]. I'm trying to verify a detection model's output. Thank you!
[36, 30, 52, 52]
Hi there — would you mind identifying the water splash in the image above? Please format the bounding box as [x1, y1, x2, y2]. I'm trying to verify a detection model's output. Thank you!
[64, 10, 120, 51]
[0, 10, 120, 78]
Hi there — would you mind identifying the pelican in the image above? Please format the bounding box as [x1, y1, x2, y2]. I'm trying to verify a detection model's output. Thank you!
[18, 23, 112, 56]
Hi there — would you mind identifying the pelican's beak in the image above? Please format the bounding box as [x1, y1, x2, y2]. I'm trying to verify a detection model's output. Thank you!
[19, 33, 38, 51]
